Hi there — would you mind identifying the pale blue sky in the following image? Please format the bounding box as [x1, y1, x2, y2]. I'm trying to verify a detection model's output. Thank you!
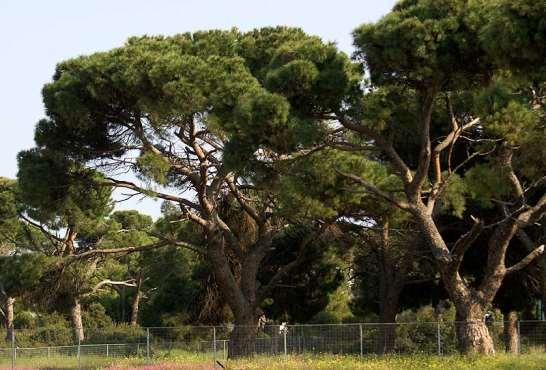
[0, 0, 396, 218]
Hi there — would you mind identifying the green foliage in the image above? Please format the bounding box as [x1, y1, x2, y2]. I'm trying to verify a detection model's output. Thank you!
[464, 163, 512, 208]
[476, 0, 546, 77]
[438, 173, 467, 218]
[136, 152, 171, 185]
[17, 149, 112, 228]
[0, 177, 22, 250]
[259, 225, 345, 323]
[13, 310, 37, 329]
[82, 303, 114, 329]
[0, 253, 49, 296]
[37, 27, 355, 177]
[353, 0, 489, 88]
[278, 150, 402, 220]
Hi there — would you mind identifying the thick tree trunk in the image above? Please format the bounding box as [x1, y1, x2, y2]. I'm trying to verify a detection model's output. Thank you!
[228, 310, 260, 358]
[207, 230, 267, 358]
[130, 275, 143, 326]
[375, 219, 405, 354]
[376, 293, 399, 354]
[454, 301, 495, 354]
[5, 297, 15, 342]
[416, 212, 496, 354]
[503, 311, 519, 354]
[71, 298, 84, 342]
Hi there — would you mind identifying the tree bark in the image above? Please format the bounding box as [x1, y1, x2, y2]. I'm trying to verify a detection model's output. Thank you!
[454, 302, 495, 354]
[5, 297, 15, 342]
[207, 229, 268, 358]
[538, 255, 546, 318]
[228, 309, 260, 358]
[375, 220, 402, 354]
[416, 211, 496, 354]
[376, 290, 399, 354]
[130, 274, 143, 326]
[71, 298, 84, 342]
[503, 310, 519, 354]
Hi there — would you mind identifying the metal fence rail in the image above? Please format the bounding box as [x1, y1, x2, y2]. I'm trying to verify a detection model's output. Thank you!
[1, 320, 545, 369]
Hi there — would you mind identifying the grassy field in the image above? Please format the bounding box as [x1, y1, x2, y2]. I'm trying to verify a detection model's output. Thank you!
[1, 353, 546, 370]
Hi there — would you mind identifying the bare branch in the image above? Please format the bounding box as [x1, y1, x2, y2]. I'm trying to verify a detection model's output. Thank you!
[336, 169, 413, 213]
[408, 91, 435, 201]
[336, 114, 413, 186]
[506, 244, 545, 274]
[66, 240, 169, 262]
[83, 279, 137, 298]
[226, 176, 262, 224]
[451, 217, 483, 268]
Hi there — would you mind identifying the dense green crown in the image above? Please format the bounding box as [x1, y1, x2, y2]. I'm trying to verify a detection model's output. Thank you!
[353, 0, 491, 89]
[37, 27, 358, 171]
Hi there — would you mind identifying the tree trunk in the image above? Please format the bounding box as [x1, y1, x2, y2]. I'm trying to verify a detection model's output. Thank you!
[454, 301, 495, 354]
[375, 219, 403, 354]
[376, 292, 399, 354]
[539, 255, 546, 319]
[415, 212, 497, 354]
[5, 297, 15, 342]
[228, 310, 260, 358]
[503, 311, 519, 353]
[71, 298, 84, 342]
[207, 230, 265, 358]
[130, 275, 143, 326]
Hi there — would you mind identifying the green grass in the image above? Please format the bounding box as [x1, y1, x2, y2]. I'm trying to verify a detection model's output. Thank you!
[1, 353, 545, 369]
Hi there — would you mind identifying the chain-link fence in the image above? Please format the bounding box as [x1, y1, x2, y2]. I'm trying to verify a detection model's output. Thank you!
[1, 320, 545, 369]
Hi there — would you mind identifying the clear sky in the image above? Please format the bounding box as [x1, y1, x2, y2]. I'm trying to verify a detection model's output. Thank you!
[0, 0, 396, 218]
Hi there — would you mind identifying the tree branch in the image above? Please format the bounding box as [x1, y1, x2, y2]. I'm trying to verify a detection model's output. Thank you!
[83, 279, 137, 298]
[336, 114, 413, 186]
[506, 244, 545, 274]
[451, 217, 483, 268]
[336, 169, 413, 213]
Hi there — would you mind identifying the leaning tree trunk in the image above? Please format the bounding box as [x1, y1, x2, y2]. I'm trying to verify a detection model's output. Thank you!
[5, 297, 15, 342]
[71, 298, 85, 342]
[130, 275, 143, 326]
[503, 311, 519, 353]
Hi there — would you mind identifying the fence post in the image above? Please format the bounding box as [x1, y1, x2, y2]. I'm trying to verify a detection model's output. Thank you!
[48, 346, 51, 359]
[11, 329, 15, 370]
[106, 343, 109, 357]
[283, 330, 287, 356]
[223, 339, 227, 360]
[517, 320, 521, 355]
[213, 327, 217, 366]
[146, 328, 150, 362]
[436, 321, 441, 356]
[359, 324, 363, 357]
[77, 337, 81, 370]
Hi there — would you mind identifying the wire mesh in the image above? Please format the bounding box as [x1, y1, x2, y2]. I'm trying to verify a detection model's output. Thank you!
[0, 320, 544, 368]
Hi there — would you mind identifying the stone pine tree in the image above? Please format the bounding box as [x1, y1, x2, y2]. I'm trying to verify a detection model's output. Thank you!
[0, 177, 23, 342]
[97, 210, 156, 326]
[334, 0, 545, 354]
[15, 150, 140, 342]
[0, 178, 52, 342]
[28, 28, 356, 356]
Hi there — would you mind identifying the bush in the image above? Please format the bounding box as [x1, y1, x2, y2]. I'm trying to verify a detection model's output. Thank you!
[14, 311, 37, 329]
